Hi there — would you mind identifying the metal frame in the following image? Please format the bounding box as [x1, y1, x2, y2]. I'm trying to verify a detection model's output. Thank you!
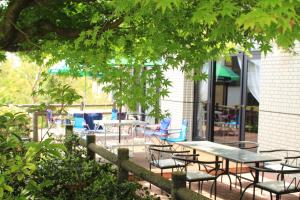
[206, 61, 217, 142]
[239, 52, 248, 141]
[192, 78, 200, 140]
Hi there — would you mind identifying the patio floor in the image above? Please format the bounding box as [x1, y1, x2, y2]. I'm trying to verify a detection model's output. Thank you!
[128, 149, 299, 200]
[44, 126, 298, 200]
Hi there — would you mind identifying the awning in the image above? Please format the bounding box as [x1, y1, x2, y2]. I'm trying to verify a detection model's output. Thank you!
[216, 64, 239, 81]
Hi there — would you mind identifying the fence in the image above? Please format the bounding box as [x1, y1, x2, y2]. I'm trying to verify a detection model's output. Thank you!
[64, 125, 210, 200]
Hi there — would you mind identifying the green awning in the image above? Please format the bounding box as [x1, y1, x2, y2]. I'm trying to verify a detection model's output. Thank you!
[216, 64, 239, 81]
[48, 61, 102, 78]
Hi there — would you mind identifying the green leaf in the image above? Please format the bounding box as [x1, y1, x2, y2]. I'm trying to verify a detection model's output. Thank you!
[0, 187, 3, 198]
[3, 184, 13, 193]
[155, 0, 179, 13]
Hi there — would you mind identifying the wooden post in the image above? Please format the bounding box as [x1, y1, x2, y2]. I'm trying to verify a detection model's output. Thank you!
[117, 148, 129, 183]
[33, 111, 39, 142]
[86, 134, 96, 161]
[171, 171, 186, 200]
[65, 124, 73, 137]
[65, 125, 73, 152]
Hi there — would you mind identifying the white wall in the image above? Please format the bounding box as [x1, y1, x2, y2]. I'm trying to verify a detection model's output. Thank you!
[258, 42, 300, 150]
[227, 86, 240, 106]
[160, 69, 184, 129]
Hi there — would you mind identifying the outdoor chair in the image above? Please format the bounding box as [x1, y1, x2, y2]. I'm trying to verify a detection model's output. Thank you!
[161, 119, 188, 143]
[224, 114, 239, 136]
[111, 108, 127, 120]
[259, 149, 300, 183]
[172, 153, 223, 200]
[144, 118, 171, 145]
[73, 113, 88, 135]
[73, 112, 105, 141]
[148, 144, 190, 189]
[240, 161, 300, 200]
[46, 109, 54, 128]
[84, 112, 103, 131]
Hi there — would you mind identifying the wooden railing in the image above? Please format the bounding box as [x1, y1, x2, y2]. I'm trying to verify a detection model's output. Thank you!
[64, 126, 210, 200]
[29, 104, 113, 141]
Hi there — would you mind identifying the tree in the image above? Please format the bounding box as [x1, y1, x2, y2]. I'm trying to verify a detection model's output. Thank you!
[1, 0, 299, 116]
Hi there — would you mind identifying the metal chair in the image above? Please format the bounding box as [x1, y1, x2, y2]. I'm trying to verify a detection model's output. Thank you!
[149, 144, 189, 175]
[259, 149, 300, 183]
[172, 153, 222, 200]
[240, 160, 300, 200]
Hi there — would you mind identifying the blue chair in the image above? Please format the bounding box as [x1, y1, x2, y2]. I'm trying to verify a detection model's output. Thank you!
[111, 108, 118, 120]
[84, 113, 103, 130]
[73, 113, 88, 134]
[111, 108, 127, 120]
[224, 114, 239, 135]
[144, 118, 171, 143]
[162, 119, 188, 143]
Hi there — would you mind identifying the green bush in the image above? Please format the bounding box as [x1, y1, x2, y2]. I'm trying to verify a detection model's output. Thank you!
[0, 114, 158, 200]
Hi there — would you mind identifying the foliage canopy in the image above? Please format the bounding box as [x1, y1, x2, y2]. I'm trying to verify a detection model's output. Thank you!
[1, 0, 299, 116]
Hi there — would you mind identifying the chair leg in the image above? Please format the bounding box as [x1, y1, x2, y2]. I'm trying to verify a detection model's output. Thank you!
[149, 164, 152, 189]
[252, 185, 256, 200]
[160, 169, 163, 194]
[270, 192, 273, 200]
[200, 181, 203, 194]
[261, 171, 264, 195]
[235, 162, 238, 188]
[198, 181, 200, 193]
[275, 194, 279, 200]
[189, 181, 191, 189]
[214, 180, 217, 200]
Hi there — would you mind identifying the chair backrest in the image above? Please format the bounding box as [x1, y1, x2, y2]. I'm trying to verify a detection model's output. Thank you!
[73, 113, 86, 129]
[117, 112, 127, 120]
[159, 118, 171, 134]
[84, 113, 102, 130]
[111, 108, 118, 120]
[178, 119, 188, 140]
[111, 108, 126, 120]
[46, 109, 53, 123]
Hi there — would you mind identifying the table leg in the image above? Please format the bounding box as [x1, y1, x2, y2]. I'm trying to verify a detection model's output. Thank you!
[225, 159, 232, 190]
[239, 162, 258, 200]
[193, 149, 197, 160]
[104, 126, 107, 147]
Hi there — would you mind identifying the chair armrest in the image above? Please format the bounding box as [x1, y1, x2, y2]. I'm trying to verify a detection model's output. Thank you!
[251, 164, 300, 174]
[166, 128, 181, 133]
[250, 166, 281, 173]
[149, 144, 173, 148]
[259, 149, 300, 153]
[196, 160, 223, 165]
[281, 163, 300, 170]
[173, 153, 199, 157]
[149, 147, 190, 154]
[284, 155, 300, 160]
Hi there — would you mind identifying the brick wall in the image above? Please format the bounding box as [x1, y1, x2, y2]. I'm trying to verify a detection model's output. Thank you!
[258, 42, 300, 150]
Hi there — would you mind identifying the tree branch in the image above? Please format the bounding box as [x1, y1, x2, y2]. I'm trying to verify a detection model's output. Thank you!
[0, 0, 33, 49]
[0, 0, 124, 52]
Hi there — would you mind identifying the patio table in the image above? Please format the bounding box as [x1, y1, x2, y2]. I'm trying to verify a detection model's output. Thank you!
[93, 120, 148, 150]
[176, 141, 281, 196]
